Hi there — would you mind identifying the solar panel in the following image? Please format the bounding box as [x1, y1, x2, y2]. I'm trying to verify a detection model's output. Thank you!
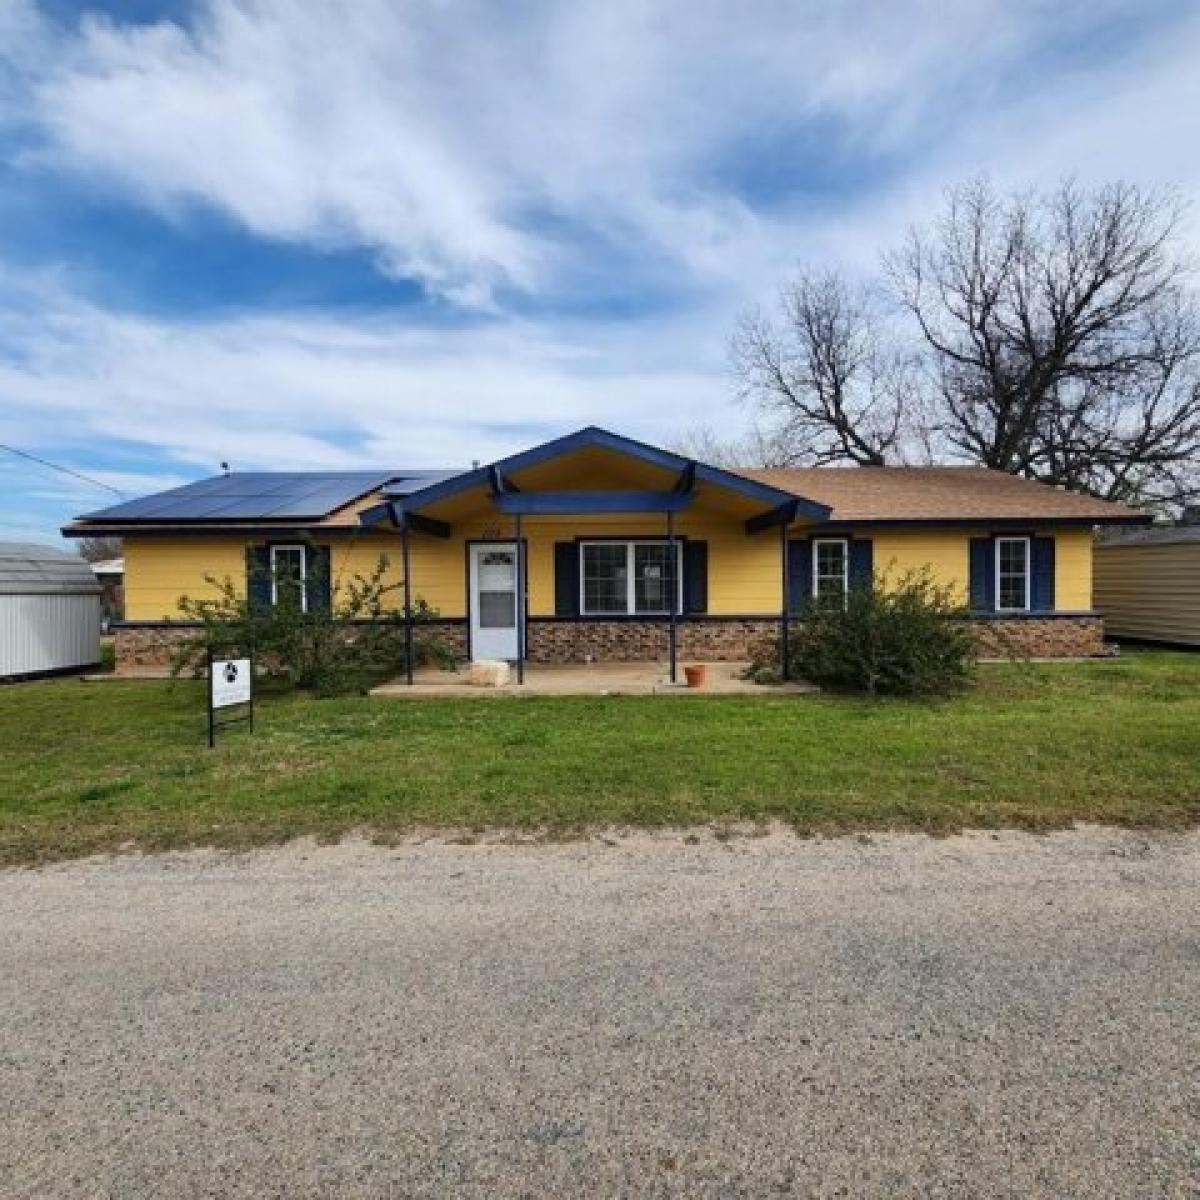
[381, 472, 462, 497]
[76, 470, 443, 523]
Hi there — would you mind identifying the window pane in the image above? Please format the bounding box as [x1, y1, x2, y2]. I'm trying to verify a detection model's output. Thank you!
[582, 544, 628, 614]
[997, 539, 1028, 610]
[634, 544, 673, 614]
[478, 591, 515, 628]
[814, 541, 847, 604]
[273, 547, 304, 609]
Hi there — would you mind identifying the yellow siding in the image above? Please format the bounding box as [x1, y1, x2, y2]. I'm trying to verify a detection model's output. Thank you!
[1054, 529, 1093, 610]
[125, 538, 251, 620]
[869, 531, 970, 603]
[124, 526, 1097, 621]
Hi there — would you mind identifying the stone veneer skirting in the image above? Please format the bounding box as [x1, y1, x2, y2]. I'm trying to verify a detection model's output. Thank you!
[524, 618, 775, 664]
[113, 620, 467, 672]
[970, 616, 1105, 659]
[115, 614, 1105, 671]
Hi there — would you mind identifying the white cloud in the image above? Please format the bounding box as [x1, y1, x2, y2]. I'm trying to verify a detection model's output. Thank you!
[0, 266, 734, 488]
[12, 0, 1147, 306]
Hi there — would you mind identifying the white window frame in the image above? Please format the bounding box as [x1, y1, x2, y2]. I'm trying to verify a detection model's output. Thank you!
[994, 536, 1031, 613]
[812, 538, 849, 608]
[270, 543, 308, 613]
[579, 540, 684, 616]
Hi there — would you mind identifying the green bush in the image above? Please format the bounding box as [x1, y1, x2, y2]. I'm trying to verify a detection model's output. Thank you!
[172, 554, 461, 695]
[788, 568, 976, 697]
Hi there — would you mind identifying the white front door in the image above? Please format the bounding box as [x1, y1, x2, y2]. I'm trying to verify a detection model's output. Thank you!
[469, 542, 520, 661]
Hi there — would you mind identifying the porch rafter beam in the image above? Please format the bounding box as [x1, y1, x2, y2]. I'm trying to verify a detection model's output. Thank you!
[745, 500, 798, 535]
[493, 490, 696, 515]
[488, 464, 520, 496]
[673, 461, 696, 494]
[385, 503, 452, 539]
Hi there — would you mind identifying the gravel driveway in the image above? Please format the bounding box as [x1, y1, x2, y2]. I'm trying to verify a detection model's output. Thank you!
[2, 827, 1198, 1198]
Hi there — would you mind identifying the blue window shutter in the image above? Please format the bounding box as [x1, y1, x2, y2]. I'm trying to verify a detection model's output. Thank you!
[969, 537, 995, 611]
[305, 545, 332, 614]
[1031, 536, 1055, 611]
[554, 542, 579, 616]
[683, 540, 708, 614]
[787, 539, 812, 613]
[246, 547, 272, 614]
[849, 538, 873, 591]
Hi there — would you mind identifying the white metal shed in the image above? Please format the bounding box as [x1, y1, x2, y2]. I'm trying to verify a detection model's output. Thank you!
[0, 542, 102, 680]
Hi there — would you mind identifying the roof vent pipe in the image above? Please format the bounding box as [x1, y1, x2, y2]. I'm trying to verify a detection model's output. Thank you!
[1180, 504, 1200, 526]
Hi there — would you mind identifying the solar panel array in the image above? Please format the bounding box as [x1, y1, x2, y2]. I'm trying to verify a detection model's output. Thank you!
[78, 470, 461, 523]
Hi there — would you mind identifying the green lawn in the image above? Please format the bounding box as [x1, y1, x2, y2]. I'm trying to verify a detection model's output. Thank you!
[2, 650, 1198, 865]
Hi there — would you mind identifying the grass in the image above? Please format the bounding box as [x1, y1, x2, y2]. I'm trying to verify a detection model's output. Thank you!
[1, 649, 1198, 865]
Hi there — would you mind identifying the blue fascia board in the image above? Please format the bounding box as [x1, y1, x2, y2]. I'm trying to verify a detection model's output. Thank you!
[493, 490, 696, 515]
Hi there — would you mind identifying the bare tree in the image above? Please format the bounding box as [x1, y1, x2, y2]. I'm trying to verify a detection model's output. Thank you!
[730, 270, 917, 466]
[668, 422, 796, 468]
[76, 536, 122, 562]
[887, 177, 1200, 505]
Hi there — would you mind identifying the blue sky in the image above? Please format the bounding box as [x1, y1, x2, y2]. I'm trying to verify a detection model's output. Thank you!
[2, 0, 1199, 542]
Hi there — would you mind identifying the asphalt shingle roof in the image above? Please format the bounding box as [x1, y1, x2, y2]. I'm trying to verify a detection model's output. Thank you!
[738, 466, 1148, 524]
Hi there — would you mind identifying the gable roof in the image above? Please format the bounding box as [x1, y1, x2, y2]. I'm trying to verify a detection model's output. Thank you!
[738, 466, 1150, 525]
[384, 425, 828, 520]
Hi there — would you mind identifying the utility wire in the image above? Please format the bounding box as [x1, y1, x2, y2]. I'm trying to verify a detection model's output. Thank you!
[0, 442, 126, 498]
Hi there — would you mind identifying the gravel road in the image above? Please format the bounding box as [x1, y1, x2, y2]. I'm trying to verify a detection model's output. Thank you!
[2, 827, 1198, 1198]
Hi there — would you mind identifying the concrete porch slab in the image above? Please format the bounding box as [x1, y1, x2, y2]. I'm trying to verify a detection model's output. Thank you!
[370, 660, 817, 698]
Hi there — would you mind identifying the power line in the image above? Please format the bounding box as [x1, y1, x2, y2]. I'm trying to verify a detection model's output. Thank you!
[0, 443, 126, 498]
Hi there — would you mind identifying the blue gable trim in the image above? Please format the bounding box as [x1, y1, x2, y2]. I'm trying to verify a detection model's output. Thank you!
[375, 425, 829, 521]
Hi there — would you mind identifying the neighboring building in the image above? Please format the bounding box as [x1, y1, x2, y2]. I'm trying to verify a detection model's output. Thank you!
[89, 556, 125, 624]
[0, 542, 102, 680]
[1095, 526, 1200, 647]
[61, 427, 1148, 676]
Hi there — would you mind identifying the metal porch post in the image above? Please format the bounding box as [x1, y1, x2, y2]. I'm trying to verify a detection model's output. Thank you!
[402, 518, 414, 686]
[515, 513, 525, 684]
[667, 509, 678, 684]
[779, 522, 790, 681]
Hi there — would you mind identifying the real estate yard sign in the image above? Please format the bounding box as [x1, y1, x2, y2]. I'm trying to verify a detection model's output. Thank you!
[208, 650, 254, 748]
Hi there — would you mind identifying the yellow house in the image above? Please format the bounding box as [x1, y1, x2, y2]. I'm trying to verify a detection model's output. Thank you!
[63, 427, 1148, 675]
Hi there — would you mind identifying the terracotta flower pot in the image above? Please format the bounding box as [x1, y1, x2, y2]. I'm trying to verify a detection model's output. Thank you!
[684, 664, 708, 689]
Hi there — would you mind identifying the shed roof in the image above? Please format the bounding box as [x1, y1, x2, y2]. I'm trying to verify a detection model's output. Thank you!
[737, 466, 1148, 525]
[1096, 525, 1200, 547]
[0, 543, 103, 596]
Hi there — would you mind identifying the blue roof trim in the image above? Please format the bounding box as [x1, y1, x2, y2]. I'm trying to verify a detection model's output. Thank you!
[383, 426, 829, 519]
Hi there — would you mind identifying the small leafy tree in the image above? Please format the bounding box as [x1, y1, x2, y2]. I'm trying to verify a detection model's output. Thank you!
[789, 568, 976, 697]
[173, 554, 459, 694]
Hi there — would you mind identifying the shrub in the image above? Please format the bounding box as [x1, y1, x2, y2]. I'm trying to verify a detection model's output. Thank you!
[788, 568, 976, 697]
[172, 554, 461, 694]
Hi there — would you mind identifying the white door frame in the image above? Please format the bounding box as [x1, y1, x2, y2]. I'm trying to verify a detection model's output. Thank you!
[468, 541, 520, 661]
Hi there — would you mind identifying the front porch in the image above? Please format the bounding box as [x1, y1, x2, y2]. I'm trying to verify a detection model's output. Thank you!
[359, 426, 830, 686]
[370, 660, 818, 698]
